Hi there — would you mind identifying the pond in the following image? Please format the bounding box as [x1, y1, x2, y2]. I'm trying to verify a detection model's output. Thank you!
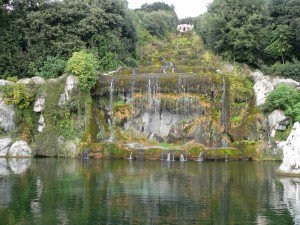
[0, 158, 298, 225]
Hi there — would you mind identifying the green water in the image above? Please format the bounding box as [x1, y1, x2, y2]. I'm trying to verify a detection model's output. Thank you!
[0, 159, 297, 225]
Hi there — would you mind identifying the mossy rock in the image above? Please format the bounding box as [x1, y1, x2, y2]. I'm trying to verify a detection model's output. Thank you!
[203, 148, 242, 160]
[103, 142, 127, 158]
[232, 141, 258, 159]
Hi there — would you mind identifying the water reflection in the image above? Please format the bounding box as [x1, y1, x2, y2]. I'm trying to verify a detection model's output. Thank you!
[279, 177, 300, 224]
[0, 159, 299, 224]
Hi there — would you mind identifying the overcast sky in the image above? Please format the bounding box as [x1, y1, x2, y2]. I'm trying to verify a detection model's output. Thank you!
[127, 0, 213, 19]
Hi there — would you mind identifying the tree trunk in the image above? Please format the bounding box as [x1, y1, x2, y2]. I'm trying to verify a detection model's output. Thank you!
[282, 53, 285, 64]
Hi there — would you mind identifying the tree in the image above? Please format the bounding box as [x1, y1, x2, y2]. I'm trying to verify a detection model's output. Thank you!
[268, 0, 300, 59]
[196, 0, 270, 67]
[0, 0, 137, 77]
[265, 25, 294, 64]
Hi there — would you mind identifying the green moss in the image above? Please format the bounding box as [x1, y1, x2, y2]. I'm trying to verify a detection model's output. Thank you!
[232, 140, 258, 158]
[203, 148, 242, 160]
[103, 143, 127, 158]
[143, 148, 162, 159]
[274, 124, 292, 141]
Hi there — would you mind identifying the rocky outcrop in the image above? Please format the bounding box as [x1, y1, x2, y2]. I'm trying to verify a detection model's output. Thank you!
[268, 110, 290, 138]
[252, 71, 300, 106]
[37, 114, 45, 133]
[0, 80, 14, 86]
[34, 94, 46, 112]
[16, 76, 45, 85]
[277, 122, 300, 174]
[58, 75, 78, 106]
[8, 141, 32, 157]
[0, 138, 32, 158]
[0, 138, 13, 157]
[0, 97, 15, 132]
[31, 76, 46, 85]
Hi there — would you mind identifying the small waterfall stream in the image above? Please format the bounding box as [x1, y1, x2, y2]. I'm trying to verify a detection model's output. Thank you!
[221, 75, 229, 134]
[196, 151, 204, 162]
[108, 77, 115, 142]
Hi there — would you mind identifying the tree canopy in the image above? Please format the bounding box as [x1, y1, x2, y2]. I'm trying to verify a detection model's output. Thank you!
[0, 0, 137, 77]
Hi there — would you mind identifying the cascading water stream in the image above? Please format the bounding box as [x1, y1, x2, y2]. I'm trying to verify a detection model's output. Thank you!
[129, 152, 133, 160]
[197, 151, 204, 162]
[108, 76, 115, 142]
[166, 153, 171, 161]
[221, 75, 229, 134]
[180, 154, 186, 161]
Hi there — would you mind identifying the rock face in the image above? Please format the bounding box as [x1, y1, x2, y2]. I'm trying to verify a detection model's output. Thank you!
[58, 75, 78, 106]
[278, 122, 300, 174]
[0, 138, 13, 157]
[268, 110, 289, 138]
[34, 94, 46, 112]
[0, 97, 15, 132]
[0, 138, 32, 158]
[37, 114, 45, 133]
[252, 71, 300, 106]
[8, 141, 32, 157]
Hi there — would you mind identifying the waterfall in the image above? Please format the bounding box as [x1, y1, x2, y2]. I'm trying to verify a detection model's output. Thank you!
[108, 77, 115, 142]
[129, 152, 133, 160]
[148, 76, 152, 113]
[166, 153, 171, 161]
[180, 154, 186, 161]
[197, 151, 204, 162]
[221, 75, 229, 133]
[109, 77, 115, 115]
[177, 74, 182, 94]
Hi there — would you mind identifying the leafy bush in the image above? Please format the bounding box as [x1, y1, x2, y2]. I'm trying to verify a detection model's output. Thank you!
[36, 56, 66, 79]
[262, 62, 300, 80]
[65, 50, 98, 92]
[264, 84, 300, 112]
[2, 84, 34, 109]
[286, 102, 300, 122]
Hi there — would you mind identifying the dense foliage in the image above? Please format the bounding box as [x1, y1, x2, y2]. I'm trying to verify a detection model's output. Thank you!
[0, 0, 137, 77]
[196, 0, 300, 78]
[264, 84, 300, 122]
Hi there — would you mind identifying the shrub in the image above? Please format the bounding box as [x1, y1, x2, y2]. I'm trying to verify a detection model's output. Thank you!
[264, 84, 300, 112]
[286, 102, 300, 122]
[37, 56, 66, 79]
[2, 84, 34, 109]
[65, 50, 98, 92]
[262, 62, 300, 81]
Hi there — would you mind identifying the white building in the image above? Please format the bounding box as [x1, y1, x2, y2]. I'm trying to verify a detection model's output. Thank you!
[177, 24, 194, 32]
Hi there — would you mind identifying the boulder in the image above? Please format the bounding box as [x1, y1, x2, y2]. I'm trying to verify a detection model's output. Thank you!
[268, 110, 289, 137]
[37, 114, 45, 133]
[0, 80, 14, 86]
[16, 78, 32, 85]
[0, 97, 15, 132]
[31, 76, 46, 85]
[278, 122, 300, 174]
[58, 75, 78, 106]
[8, 141, 32, 157]
[272, 77, 300, 88]
[252, 71, 274, 106]
[0, 138, 12, 157]
[252, 70, 300, 107]
[34, 94, 46, 112]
